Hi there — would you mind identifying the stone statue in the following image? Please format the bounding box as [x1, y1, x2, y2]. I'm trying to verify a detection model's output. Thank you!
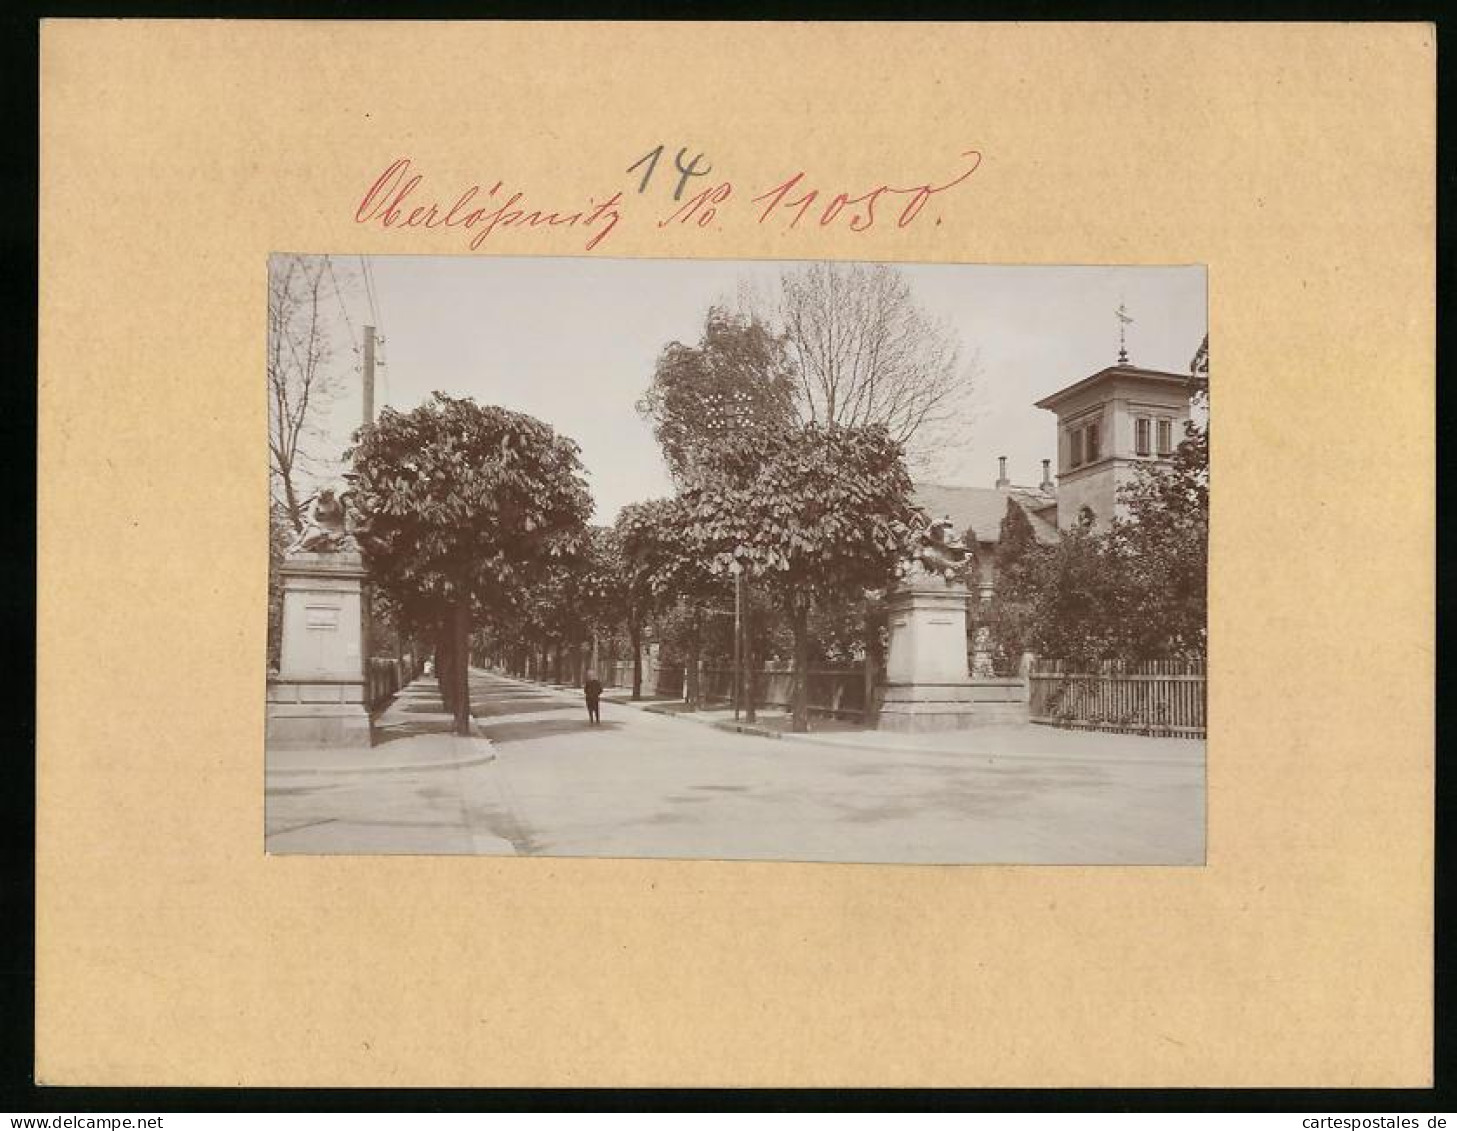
[286, 487, 360, 554]
[898, 512, 973, 583]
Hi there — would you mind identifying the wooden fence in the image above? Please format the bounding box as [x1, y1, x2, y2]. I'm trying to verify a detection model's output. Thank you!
[1028, 659, 1205, 738]
[699, 662, 868, 721]
[600, 659, 686, 698]
[366, 653, 424, 711]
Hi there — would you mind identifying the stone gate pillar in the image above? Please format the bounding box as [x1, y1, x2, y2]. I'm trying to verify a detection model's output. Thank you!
[877, 571, 979, 732]
[266, 550, 371, 747]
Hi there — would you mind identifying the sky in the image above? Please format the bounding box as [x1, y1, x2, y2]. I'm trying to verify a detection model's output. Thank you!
[299, 256, 1206, 524]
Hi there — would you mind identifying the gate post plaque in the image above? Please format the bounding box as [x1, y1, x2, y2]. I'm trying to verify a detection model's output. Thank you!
[266, 549, 371, 748]
[877, 570, 980, 733]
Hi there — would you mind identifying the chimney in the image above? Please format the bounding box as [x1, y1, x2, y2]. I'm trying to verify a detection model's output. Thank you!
[1040, 458, 1055, 493]
[995, 456, 1010, 488]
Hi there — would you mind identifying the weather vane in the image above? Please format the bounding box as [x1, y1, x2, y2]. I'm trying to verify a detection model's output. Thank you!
[1115, 302, 1134, 364]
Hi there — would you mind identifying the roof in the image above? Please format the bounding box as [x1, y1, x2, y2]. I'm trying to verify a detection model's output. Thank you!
[913, 483, 1061, 547]
[1034, 364, 1194, 413]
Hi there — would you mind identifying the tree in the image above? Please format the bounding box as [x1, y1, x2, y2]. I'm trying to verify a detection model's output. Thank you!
[1108, 419, 1209, 659]
[268, 254, 351, 532]
[266, 501, 296, 671]
[614, 496, 723, 706]
[682, 423, 915, 732]
[636, 307, 798, 485]
[773, 262, 973, 473]
[348, 393, 593, 735]
[1019, 508, 1129, 666]
[973, 499, 1047, 675]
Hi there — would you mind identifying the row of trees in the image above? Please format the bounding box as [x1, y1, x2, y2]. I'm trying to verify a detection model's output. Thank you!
[268, 260, 972, 735]
[316, 259, 1204, 742]
[467, 264, 966, 733]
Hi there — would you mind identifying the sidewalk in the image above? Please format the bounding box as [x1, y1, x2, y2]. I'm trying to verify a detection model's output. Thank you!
[572, 679, 1204, 767]
[267, 672, 495, 776]
[265, 671, 522, 855]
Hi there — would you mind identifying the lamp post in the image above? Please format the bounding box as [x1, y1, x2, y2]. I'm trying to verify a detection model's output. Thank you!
[733, 569, 743, 720]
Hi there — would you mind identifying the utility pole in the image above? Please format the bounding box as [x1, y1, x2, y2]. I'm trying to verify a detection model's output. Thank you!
[362, 325, 376, 427]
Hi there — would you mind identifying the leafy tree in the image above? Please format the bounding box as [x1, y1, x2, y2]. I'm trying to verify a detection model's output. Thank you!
[625, 498, 725, 706]
[348, 393, 592, 735]
[682, 423, 914, 732]
[1108, 420, 1209, 659]
[636, 307, 798, 485]
[1019, 508, 1129, 666]
[975, 499, 1046, 674]
[994, 416, 1208, 667]
[614, 497, 725, 701]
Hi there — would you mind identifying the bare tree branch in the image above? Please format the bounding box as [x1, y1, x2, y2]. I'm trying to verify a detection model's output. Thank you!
[772, 263, 974, 470]
[267, 254, 350, 532]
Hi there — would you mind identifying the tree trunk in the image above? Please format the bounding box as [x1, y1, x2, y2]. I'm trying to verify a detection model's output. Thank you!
[435, 613, 454, 712]
[791, 597, 811, 733]
[685, 604, 702, 710]
[282, 475, 305, 534]
[630, 609, 643, 700]
[452, 592, 471, 737]
[863, 604, 882, 725]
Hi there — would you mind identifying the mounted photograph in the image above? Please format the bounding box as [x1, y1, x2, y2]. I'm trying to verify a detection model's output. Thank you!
[265, 255, 1208, 864]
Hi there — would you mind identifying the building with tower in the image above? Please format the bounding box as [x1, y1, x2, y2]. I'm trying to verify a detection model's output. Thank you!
[1034, 362, 1198, 531]
[911, 330, 1205, 677]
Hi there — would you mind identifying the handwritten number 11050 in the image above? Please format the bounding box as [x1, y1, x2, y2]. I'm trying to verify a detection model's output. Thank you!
[627, 145, 714, 201]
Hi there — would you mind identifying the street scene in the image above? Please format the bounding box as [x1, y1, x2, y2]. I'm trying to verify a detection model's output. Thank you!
[266, 255, 1208, 863]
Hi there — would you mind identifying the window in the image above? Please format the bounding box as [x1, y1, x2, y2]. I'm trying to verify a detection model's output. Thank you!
[1135, 417, 1151, 456]
[1157, 418, 1174, 456]
[1086, 421, 1101, 462]
[1069, 428, 1084, 468]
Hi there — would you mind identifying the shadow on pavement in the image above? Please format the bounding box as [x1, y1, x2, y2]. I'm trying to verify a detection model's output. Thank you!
[477, 718, 626, 746]
[371, 719, 452, 748]
[471, 696, 580, 717]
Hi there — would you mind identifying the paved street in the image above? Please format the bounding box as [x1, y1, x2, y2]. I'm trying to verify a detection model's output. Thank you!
[266, 669, 1205, 864]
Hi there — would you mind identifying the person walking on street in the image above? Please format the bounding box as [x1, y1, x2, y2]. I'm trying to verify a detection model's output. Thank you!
[583, 672, 603, 725]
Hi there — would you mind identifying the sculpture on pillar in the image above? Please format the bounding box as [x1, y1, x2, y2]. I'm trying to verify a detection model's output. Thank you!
[897, 513, 974, 584]
[269, 484, 372, 747]
[286, 486, 363, 554]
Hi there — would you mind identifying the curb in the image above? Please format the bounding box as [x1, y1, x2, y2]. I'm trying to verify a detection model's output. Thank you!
[495, 674, 1201, 766]
[606, 695, 788, 740]
[269, 749, 498, 777]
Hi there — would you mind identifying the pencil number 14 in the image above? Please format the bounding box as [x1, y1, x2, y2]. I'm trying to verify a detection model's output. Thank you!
[626, 145, 714, 201]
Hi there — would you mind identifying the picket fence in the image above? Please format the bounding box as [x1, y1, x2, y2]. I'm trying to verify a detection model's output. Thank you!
[1028, 659, 1206, 738]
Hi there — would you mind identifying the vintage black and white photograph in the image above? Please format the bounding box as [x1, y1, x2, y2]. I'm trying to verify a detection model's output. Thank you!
[266, 255, 1208, 863]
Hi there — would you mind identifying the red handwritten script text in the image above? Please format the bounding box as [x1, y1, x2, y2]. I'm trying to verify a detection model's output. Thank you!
[356, 159, 623, 251]
[752, 150, 982, 231]
[354, 150, 982, 251]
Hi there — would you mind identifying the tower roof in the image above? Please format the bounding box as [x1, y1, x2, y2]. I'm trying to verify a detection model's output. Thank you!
[1034, 364, 1194, 413]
